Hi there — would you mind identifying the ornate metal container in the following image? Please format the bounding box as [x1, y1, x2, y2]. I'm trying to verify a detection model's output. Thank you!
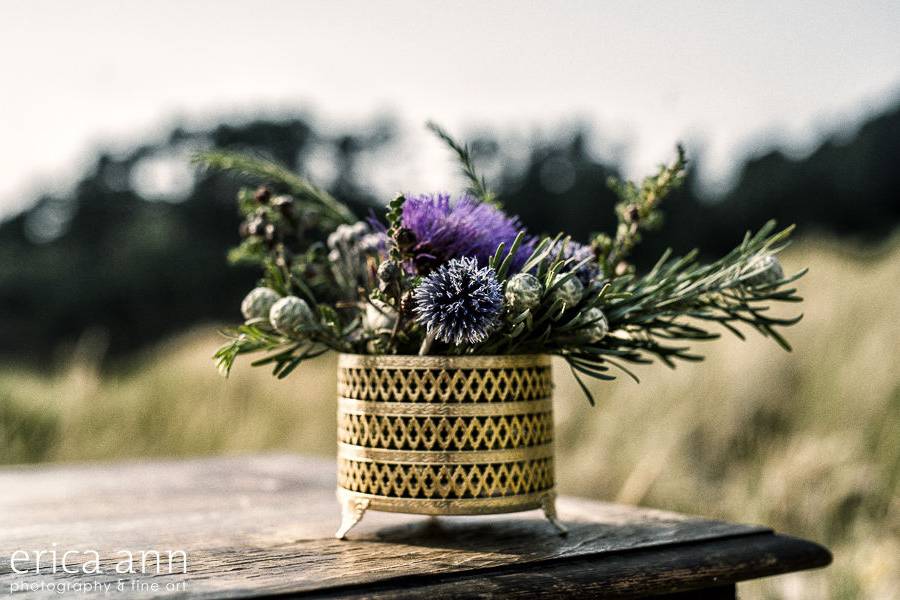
[335, 353, 565, 538]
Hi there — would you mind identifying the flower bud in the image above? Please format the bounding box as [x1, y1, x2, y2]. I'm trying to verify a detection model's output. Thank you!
[395, 228, 416, 251]
[271, 195, 294, 216]
[254, 186, 271, 204]
[377, 260, 401, 283]
[365, 299, 397, 332]
[744, 255, 784, 286]
[625, 204, 640, 223]
[246, 214, 266, 237]
[551, 274, 584, 307]
[269, 296, 315, 336]
[240, 287, 281, 321]
[505, 273, 543, 313]
[577, 307, 609, 342]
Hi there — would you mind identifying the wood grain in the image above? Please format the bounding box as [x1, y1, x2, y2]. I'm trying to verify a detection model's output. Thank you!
[0, 454, 831, 599]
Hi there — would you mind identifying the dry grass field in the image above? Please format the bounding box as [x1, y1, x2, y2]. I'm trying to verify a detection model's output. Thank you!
[1, 237, 898, 599]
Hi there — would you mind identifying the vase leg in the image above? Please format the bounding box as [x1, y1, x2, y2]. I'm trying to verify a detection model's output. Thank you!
[335, 496, 370, 540]
[541, 492, 568, 535]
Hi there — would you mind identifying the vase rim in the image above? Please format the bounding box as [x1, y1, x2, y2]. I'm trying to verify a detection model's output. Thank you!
[337, 353, 551, 369]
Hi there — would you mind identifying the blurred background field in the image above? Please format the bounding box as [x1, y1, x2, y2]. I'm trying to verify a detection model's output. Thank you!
[2, 3, 899, 599]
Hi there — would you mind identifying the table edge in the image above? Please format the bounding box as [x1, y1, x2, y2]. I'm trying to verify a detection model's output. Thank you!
[270, 531, 832, 599]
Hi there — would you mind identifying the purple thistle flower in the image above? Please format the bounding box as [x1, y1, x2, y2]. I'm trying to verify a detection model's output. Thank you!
[547, 239, 601, 285]
[413, 257, 504, 346]
[401, 193, 532, 274]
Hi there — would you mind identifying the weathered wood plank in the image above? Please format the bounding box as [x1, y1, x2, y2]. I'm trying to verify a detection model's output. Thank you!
[307, 535, 828, 599]
[0, 455, 830, 599]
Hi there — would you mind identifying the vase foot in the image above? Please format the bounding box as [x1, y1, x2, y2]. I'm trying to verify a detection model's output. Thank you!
[335, 495, 370, 540]
[541, 492, 568, 536]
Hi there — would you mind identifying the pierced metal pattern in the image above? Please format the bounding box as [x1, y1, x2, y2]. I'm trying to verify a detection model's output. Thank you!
[335, 354, 563, 537]
[338, 458, 554, 500]
[338, 412, 554, 451]
[337, 354, 552, 403]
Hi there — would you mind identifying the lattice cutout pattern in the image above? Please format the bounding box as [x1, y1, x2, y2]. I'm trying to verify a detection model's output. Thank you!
[338, 365, 552, 403]
[338, 413, 553, 451]
[337, 356, 555, 504]
[338, 458, 554, 499]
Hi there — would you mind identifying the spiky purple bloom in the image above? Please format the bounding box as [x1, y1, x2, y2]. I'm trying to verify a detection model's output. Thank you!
[413, 257, 504, 346]
[401, 193, 532, 274]
[548, 239, 601, 285]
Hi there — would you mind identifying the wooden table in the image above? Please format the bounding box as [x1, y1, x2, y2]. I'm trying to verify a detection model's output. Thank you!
[0, 454, 830, 599]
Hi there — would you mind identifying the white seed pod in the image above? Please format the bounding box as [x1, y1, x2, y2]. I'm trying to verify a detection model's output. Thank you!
[364, 299, 397, 332]
[269, 296, 315, 336]
[357, 232, 387, 254]
[328, 224, 356, 249]
[578, 307, 609, 343]
[240, 287, 281, 321]
[349, 221, 370, 239]
[744, 255, 784, 286]
[551, 274, 584, 307]
[505, 273, 543, 313]
[328, 248, 342, 263]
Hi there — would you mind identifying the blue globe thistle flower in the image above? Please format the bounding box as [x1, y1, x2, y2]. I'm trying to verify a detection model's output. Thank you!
[401, 193, 532, 274]
[413, 257, 504, 346]
[547, 239, 601, 285]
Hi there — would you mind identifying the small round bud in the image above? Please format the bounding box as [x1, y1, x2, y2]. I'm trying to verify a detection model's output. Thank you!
[551, 275, 584, 307]
[614, 261, 632, 277]
[254, 186, 271, 204]
[625, 204, 640, 223]
[744, 255, 784, 286]
[400, 292, 416, 314]
[241, 287, 281, 321]
[577, 307, 609, 343]
[505, 273, 543, 313]
[269, 296, 315, 336]
[271, 195, 294, 215]
[395, 228, 416, 251]
[377, 260, 401, 283]
[364, 299, 397, 332]
[263, 222, 277, 242]
[247, 216, 265, 237]
[591, 233, 612, 255]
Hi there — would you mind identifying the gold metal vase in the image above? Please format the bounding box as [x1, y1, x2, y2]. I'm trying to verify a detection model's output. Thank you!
[335, 353, 566, 538]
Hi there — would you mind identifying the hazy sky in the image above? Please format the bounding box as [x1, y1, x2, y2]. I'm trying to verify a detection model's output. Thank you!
[1, 1, 898, 216]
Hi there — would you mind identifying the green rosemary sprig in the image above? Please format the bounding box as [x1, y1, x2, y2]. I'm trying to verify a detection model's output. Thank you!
[426, 121, 498, 206]
[193, 150, 356, 226]
[478, 221, 803, 403]
[596, 144, 687, 276]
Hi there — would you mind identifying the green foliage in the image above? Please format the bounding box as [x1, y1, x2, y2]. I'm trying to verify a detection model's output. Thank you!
[477, 221, 803, 405]
[599, 144, 687, 276]
[215, 323, 338, 379]
[194, 150, 356, 227]
[426, 121, 498, 206]
[206, 125, 804, 405]
[385, 193, 407, 263]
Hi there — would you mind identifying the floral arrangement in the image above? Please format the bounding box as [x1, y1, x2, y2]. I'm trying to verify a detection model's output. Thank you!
[203, 123, 804, 404]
